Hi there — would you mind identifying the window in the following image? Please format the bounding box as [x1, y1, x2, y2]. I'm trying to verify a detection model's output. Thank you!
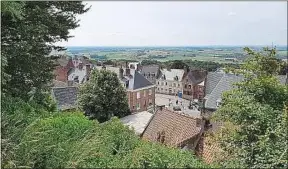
[144, 90, 146, 97]
[137, 103, 140, 110]
[184, 84, 187, 88]
[188, 85, 192, 89]
[157, 88, 159, 91]
[158, 81, 160, 85]
[161, 88, 163, 91]
[165, 89, 167, 91]
[137, 92, 140, 99]
[178, 84, 180, 87]
[165, 82, 167, 86]
[186, 79, 188, 82]
[149, 89, 152, 95]
[173, 83, 176, 87]
[149, 99, 152, 105]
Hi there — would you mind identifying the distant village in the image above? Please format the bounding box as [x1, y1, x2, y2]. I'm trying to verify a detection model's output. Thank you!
[51, 54, 287, 163]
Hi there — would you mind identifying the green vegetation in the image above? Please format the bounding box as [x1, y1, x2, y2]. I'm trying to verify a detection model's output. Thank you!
[78, 69, 130, 122]
[212, 47, 288, 168]
[1, 1, 89, 102]
[2, 95, 208, 168]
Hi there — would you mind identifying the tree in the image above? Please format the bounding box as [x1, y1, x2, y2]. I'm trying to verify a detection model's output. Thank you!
[78, 69, 130, 122]
[1, 1, 90, 102]
[212, 47, 288, 168]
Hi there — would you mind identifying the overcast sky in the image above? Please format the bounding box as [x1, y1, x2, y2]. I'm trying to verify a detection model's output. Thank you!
[57, 1, 287, 47]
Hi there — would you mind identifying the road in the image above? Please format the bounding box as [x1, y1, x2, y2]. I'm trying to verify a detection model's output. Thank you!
[155, 93, 201, 117]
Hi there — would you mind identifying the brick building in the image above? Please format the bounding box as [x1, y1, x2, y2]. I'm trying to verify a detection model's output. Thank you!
[96, 65, 156, 113]
[182, 68, 207, 101]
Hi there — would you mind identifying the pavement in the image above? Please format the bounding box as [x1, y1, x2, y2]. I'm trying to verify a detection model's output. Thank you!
[155, 93, 201, 118]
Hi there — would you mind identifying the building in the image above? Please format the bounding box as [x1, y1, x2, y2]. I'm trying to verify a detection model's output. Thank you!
[203, 73, 287, 116]
[53, 55, 94, 84]
[120, 111, 153, 135]
[53, 56, 74, 82]
[128, 62, 140, 70]
[139, 64, 161, 84]
[96, 65, 156, 113]
[51, 86, 78, 111]
[182, 68, 207, 100]
[156, 68, 185, 95]
[68, 56, 93, 84]
[142, 108, 204, 151]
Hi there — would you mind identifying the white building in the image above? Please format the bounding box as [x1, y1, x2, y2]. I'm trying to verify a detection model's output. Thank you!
[156, 69, 184, 95]
[68, 56, 93, 84]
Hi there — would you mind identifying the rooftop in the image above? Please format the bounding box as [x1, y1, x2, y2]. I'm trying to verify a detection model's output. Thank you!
[120, 111, 153, 135]
[142, 108, 202, 147]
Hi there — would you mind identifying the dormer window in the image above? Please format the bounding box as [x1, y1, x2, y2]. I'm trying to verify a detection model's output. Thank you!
[216, 98, 222, 108]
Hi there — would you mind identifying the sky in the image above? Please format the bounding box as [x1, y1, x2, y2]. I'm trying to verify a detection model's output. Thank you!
[56, 1, 287, 47]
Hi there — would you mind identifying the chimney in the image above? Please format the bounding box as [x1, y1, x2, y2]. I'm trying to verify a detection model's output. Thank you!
[136, 63, 141, 72]
[126, 67, 130, 76]
[86, 64, 91, 79]
[184, 66, 188, 74]
[119, 66, 124, 79]
[67, 80, 74, 86]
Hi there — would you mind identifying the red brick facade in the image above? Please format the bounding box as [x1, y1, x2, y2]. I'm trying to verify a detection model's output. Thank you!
[54, 66, 69, 82]
[127, 87, 155, 113]
[182, 76, 205, 100]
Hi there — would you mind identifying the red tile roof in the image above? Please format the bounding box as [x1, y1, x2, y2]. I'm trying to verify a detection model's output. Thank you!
[142, 108, 202, 147]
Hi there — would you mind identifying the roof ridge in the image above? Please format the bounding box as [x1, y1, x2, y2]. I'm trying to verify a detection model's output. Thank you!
[162, 108, 200, 120]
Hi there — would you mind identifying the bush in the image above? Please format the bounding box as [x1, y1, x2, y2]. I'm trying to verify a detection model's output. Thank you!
[1, 95, 55, 167]
[15, 114, 208, 168]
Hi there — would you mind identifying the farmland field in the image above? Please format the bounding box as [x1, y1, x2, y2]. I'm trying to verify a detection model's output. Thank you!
[65, 46, 287, 64]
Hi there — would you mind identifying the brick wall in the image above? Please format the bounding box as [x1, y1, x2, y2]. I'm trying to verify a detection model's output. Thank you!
[127, 87, 155, 113]
[54, 66, 69, 82]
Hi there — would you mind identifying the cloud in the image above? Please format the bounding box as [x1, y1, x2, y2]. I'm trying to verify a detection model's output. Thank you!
[228, 12, 237, 16]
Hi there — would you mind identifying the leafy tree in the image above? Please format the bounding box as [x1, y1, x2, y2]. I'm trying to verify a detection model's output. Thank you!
[168, 60, 189, 69]
[78, 69, 130, 122]
[212, 47, 288, 168]
[1, 1, 89, 102]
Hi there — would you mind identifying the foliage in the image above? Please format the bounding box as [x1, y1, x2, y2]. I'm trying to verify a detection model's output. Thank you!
[1, 1, 89, 103]
[212, 47, 288, 168]
[15, 113, 208, 168]
[1, 95, 56, 167]
[16, 112, 96, 168]
[78, 69, 130, 122]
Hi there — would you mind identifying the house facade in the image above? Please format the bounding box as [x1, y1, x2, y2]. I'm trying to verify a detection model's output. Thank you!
[96, 65, 156, 113]
[54, 56, 74, 82]
[156, 68, 184, 95]
[182, 69, 207, 101]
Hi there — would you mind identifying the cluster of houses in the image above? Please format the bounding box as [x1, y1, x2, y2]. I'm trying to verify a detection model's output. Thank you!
[51, 55, 287, 164]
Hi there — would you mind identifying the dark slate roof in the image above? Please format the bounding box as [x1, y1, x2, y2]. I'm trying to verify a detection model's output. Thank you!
[205, 72, 224, 95]
[133, 70, 154, 90]
[52, 87, 78, 110]
[185, 70, 207, 84]
[204, 73, 243, 110]
[140, 65, 160, 76]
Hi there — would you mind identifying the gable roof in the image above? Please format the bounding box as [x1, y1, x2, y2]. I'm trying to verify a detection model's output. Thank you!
[204, 73, 287, 110]
[52, 87, 78, 110]
[140, 65, 160, 75]
[95, 66, 154, 90]
[160, 69, 185, 81]
[185, 70, 207, 84]
[142, 109, 202, 147]
[204, 73, 243, 110]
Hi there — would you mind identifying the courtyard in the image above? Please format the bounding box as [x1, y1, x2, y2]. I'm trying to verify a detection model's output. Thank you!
[155, 93, 201, 117]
